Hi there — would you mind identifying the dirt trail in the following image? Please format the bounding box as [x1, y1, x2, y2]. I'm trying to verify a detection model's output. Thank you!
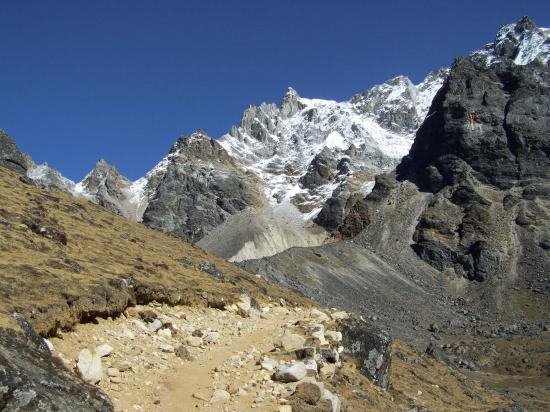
[48, 300, 513, 412]
[50, 301, 303, 412]
[160, 314, 288, 411]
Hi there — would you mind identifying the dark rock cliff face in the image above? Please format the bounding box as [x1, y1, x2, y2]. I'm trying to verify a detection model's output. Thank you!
[398, 58, 550, 192]
[394, 57, 550, 282]
[240, 40, 550, 351]
[142, 131, 266, 243]
[0, 130, 28, 175]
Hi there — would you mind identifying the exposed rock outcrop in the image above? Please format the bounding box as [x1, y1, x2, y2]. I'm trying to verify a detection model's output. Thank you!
[0, 129, 27, 174]
[142, 130, 266, 243]
[340, 319, 392, 389]
[398, 60, 550, 192]
[395, 56, 550, 282]
[299, 148, 339, 190]
[313, 175, 373, 234]
[76, 160, 134, 215]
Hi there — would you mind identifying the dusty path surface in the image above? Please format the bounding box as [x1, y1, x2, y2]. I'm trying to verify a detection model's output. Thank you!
[48, 298, 512, 412]
[50, 299, 317, 412]
[160, 310, 291, 411]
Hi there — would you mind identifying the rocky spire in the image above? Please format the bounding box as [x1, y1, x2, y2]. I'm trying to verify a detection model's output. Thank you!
[0, 129, 28, 174]
[77, 159, 132, 215]
[83, 159, 130, 191]
[280, 86, 305, 118]
[470, 16, 549, 66]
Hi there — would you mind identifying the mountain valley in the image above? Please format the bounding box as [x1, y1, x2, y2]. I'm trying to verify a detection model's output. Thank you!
[1, 15, 549, 412]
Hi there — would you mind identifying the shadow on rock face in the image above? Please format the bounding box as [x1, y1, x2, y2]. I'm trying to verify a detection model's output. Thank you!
[0, 314, 113, 411]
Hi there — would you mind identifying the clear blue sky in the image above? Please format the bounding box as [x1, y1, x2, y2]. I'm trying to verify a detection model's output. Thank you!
[1, 1, 548, 181]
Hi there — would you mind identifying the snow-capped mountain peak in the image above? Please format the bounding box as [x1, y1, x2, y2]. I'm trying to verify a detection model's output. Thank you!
[26, 162, 78, 193]
[471, 16, 549, 66]
[23, 16, 549, 262]
[280, 86, 306, 118]
[219, 69, 447, 217]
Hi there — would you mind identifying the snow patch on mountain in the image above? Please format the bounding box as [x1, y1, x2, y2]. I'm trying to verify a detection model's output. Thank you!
[325, 131, 346, 150]
[27, 163, 78, 193]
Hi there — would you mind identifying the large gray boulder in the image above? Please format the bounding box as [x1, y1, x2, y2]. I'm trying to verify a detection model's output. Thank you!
[340, 319, 392, 389]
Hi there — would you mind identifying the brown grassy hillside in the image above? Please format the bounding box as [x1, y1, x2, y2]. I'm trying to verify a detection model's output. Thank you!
[0, 167, 310, 335]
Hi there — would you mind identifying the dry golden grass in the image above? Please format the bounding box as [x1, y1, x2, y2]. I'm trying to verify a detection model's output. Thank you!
[0, 167, 310, 334]
[332, 341, 509, 411]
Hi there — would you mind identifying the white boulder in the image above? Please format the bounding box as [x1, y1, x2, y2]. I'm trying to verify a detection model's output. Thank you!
[77, 349, 103, 384]
[95, 343, 113, 358]
[274, 362, 307, 383]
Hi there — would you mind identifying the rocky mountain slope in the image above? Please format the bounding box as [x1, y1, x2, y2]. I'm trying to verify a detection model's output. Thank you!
[240, 17, 550, 411]
[0, 166, 515, 411]
[1, 15, 548, 411]
[0, 164, 303, 410]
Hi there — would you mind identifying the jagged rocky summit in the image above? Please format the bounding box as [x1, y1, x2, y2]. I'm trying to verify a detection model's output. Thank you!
[470, 16, 550, 66]
[23, 72, 447, 261]
[142, 131, 266, 243]
[218, 72, 447, 215]
[21, 16, 550, 263]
